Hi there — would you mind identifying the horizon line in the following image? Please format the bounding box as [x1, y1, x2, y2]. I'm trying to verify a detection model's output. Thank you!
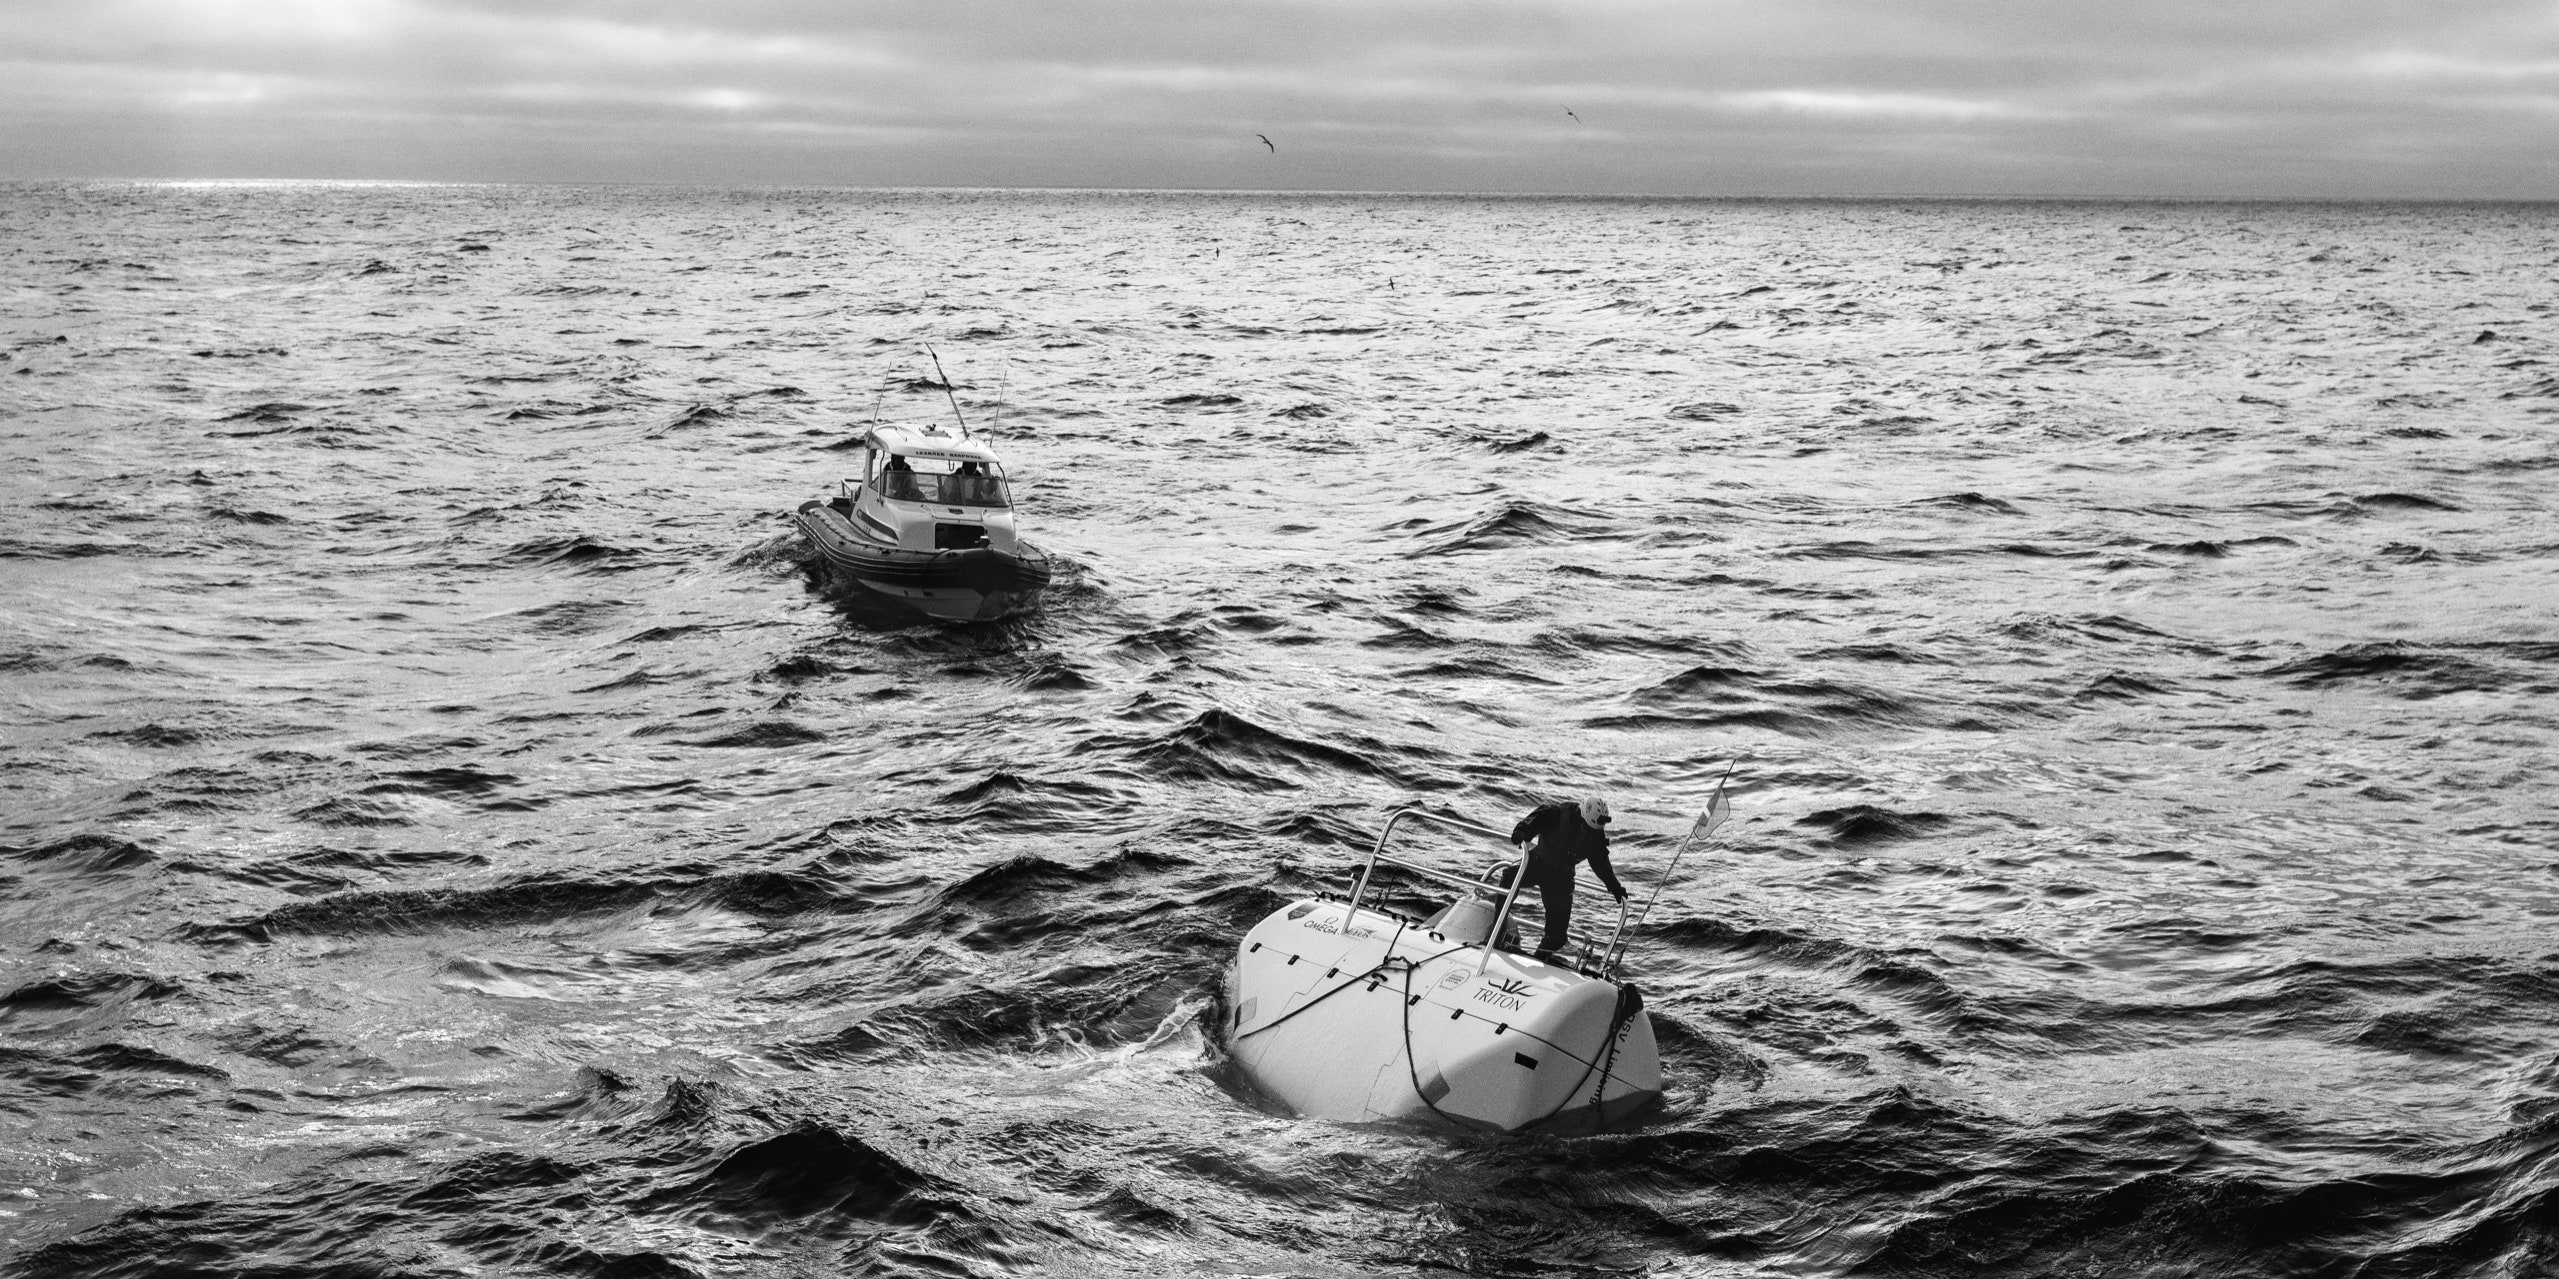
[9, 178, 2559, 205]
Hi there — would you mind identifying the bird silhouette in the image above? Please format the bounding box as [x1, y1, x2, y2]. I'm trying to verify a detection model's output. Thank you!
[1256, 134, 1276, 153]
[1564, 108, 1582, 124]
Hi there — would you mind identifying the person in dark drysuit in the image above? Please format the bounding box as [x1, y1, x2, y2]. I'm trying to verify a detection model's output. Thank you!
[1509, 795, 1629, 962]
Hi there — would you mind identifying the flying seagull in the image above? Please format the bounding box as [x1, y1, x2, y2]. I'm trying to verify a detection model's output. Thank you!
[1256, 133, 1276, 153]
[1564, 108, 1582, 124]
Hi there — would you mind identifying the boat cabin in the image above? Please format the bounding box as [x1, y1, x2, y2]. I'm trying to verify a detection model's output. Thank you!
[831, 426, 1023, 553]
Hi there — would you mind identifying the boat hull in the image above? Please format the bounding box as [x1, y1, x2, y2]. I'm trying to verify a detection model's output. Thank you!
[793, 499, 1052, 622]
[1225, 897, 1662, 1134]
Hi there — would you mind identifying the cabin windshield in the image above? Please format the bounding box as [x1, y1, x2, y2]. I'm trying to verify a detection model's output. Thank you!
[869, 455, 1011, 508]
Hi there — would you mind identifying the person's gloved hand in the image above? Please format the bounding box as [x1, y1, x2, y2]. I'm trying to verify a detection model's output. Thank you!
[1609, 884, 1629, 902]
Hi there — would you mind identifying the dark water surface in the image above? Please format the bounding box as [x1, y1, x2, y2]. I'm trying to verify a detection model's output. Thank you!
[3, 184, 2556, 1277]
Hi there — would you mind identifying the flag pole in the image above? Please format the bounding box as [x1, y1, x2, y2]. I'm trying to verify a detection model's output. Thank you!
[1612, 760, 1738, 971]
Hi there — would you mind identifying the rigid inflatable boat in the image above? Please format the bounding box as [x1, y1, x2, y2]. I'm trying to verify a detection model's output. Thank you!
[1226, 810, 1664, 1135]
[792, 426, 1052, 623]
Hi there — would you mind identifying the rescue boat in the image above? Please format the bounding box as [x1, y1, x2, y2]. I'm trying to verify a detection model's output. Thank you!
[792, 425, 1052, 623]
[1225, 810, 1665, 1135]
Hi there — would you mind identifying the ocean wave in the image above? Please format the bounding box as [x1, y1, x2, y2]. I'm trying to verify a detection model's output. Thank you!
[0, 834, 158, 874]
[499, 534, 649, 570]
[1797, 805, 1957, 847]
[1100, 706, 1451, 791]
[2263, 642, 2508, 697]
[1597, 672, 1944, 738]
[187, 863, 861, 941]
[1406, 498, 1617, 556]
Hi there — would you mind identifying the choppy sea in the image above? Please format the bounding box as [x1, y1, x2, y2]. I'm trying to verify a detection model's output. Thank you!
[2, 183, 2556, 1277]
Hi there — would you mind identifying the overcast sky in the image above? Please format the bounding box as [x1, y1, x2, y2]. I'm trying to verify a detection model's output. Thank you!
[4, 0, 2556, 196]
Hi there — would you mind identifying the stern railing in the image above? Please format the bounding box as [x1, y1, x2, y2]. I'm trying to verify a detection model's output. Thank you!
[1343, 808, 1632, 980]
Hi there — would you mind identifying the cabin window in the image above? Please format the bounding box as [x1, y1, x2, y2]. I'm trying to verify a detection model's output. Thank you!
[869, 460, 1011, 508]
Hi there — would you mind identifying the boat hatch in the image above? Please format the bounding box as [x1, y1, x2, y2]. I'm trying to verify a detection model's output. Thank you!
[934, 523, 989, 550]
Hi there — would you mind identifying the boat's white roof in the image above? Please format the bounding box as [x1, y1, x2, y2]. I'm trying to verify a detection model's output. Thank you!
[863, 426, 1004, 463]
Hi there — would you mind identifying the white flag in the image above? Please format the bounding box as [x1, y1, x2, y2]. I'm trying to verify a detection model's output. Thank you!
[1698, 784, 1732, 839]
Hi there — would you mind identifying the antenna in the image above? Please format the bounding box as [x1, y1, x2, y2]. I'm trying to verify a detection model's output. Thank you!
[988, 363, 1009, 445]
[925, 345, 970, 439]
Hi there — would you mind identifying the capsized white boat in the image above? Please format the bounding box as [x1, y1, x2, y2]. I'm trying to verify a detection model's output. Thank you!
[1225, 810, 1663, 1135]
